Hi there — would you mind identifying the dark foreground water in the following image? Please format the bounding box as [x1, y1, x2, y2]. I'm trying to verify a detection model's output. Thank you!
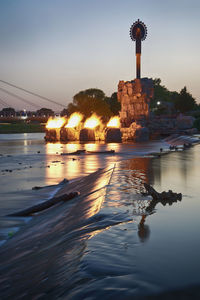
[0, 133, 200, 299]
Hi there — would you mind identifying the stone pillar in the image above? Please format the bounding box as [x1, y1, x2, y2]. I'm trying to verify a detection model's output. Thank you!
[117, 78, 154, 127]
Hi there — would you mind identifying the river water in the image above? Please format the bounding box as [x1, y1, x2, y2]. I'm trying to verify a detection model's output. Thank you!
[0, 133, 200, 299]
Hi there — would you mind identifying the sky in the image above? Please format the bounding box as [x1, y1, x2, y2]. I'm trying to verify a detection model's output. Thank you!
[0, 0, 200, 111]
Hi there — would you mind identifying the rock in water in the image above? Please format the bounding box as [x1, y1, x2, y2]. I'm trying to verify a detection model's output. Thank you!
[79, 128, 95, 141]
[60, 128, 77, 141]
[105, 128, 122, 143]
[134, 127, 149, 142]
[45, 129, 57, 142]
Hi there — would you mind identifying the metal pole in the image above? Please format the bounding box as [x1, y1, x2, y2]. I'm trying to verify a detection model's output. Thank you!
[136, 53, 141, 79]
[136, 28, 141, 79]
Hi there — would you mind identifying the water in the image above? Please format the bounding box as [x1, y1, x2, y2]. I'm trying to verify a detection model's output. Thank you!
[0, 133, 166, 216]
[0, 133, 200, 299]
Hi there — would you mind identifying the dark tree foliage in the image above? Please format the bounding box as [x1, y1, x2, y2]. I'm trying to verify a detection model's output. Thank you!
[0, 107, 16, 116]
[60, 108, 69, 117]
[68, 88, 113, 120]
[36, 108, 54, 116]
[193, 118, 200, 131]
[151, 79, 198, 115]
[151, 78, 177, 109]
[174, 86, 197, 113]
[105, 92, 121, 115]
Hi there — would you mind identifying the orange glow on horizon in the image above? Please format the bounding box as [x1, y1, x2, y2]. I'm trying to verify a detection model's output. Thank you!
[65, 112, 83, 128]
[107, 116, 120, 128]
[46, 117, 66, 129]
[84, 114, 101, 129]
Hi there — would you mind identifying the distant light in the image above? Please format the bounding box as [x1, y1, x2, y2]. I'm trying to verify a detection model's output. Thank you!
[157, 101, 161, 105]
[21, 116, 27, 120]
[24, 109, 26, 112]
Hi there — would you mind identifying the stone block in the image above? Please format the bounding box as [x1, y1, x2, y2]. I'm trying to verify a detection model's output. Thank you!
[177, 115, 195, 129]
[117, 77, 153, 127]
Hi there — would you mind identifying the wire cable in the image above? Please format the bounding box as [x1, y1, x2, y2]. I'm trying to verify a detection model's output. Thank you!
[0, 97, 10, 107]
[0, 87, 41, 109]
[0, 80, 66, 108]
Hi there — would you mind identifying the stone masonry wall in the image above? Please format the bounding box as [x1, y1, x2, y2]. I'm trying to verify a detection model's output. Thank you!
[117, 78, 154, 127]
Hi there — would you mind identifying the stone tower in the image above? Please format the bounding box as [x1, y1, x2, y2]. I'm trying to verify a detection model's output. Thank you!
[118, 20, 154, 131]
[118, 77, 154, 127]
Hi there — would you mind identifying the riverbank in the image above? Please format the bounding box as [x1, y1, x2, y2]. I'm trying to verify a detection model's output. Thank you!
[0, 122, 45, 133]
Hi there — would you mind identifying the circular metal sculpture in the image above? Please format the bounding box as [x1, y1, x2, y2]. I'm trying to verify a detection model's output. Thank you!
[130, 19, 147, 41]
[129, 19, 147, 79]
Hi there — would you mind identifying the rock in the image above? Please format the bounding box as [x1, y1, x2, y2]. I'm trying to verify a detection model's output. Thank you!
[177, 115, 195, 129]
[79, 128, 95, 141]
[44, 129, 59, 142]
[184, 128, 198, 135]
[59, 178, 69, 184]
[118, 78, 154, 127]
[134, 127, 149, 142]
[60, 128, 78, 141]
[105, 128, 122, 143]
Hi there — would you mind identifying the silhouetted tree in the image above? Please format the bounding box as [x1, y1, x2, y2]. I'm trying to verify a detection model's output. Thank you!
[36, 108, 54, 117]
[193, 118, 200, 131]
[60, 108, 69, 117]
[105, 92, 121, 115]
[68, 88, 112, 119]
[175, 87, 197, 113]
[151, 78, 173, 109]
[0, 107, 16, 117]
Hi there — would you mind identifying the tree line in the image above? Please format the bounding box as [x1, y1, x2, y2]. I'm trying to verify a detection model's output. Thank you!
[152, 78, 199, 114]
[1, 79, 199, 119]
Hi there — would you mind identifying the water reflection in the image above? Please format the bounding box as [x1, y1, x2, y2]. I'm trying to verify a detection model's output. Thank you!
[65, 143, 79, 153]
[138, 215, 150, 243]
[45, 142, 63, 154]
[84, 143, 98, 152]
[112, 157, 184, 243]
[121, 158, 152, 192]
[44, 142, 121, 185]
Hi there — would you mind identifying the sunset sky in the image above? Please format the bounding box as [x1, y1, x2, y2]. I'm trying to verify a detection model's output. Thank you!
[0, 0, 200, 111]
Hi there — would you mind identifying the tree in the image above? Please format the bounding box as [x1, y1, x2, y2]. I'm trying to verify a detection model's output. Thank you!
[105, 92, 121, 115]
[151, 78, 173, 109]
[0, 107, 16, 117]
[68, 88, 112, 119]
[60, 108, 69, 117]
[36, 108, 54, 117]
[174, 87, 197, 113]
[193, 118, 200, 131]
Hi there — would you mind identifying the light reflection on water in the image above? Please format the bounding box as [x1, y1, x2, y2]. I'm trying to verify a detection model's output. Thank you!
[1, 134, 200, 298]
[70, 146, 200, 299]
[44, 142, 122, 184]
